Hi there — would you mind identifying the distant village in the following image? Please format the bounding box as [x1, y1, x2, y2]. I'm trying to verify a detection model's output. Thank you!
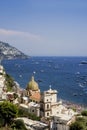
[0, 64, 85, 130]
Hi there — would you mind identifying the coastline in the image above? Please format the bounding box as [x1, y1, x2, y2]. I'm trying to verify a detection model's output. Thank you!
[2, 57, 87, 106]
[61, 99, 86, 112]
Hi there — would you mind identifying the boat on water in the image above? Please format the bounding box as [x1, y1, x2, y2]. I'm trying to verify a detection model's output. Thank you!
[37, 79, 43, 82]
[73, 93, 78, 96]
[80, 61, 87, 64]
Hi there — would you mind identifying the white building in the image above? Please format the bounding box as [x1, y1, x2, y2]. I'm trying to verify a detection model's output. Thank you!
[28, 101, 40, 117]
[20, 101, 40, 117]
[0, 65, 7, 99]
[40, 86, 61, 117]
[17, 117, 48, 130]
[40, 87, 77, 130]
[50, 106, 76, 130]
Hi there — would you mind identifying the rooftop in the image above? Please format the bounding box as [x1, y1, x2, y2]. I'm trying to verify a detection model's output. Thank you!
[28, 101, 40, 107]
[17, 117, 48, 129]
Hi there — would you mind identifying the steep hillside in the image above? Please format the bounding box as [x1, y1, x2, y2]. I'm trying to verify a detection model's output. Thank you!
[0, 41, 29, 59]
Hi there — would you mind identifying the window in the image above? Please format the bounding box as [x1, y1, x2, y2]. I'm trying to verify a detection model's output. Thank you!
[32, 110, 34, 112]
[47, 112, 49, 116]
[47, 104, 49, 109]
[41, 104, 43, 108]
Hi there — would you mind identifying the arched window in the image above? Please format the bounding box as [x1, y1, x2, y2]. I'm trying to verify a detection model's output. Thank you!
[47, 104, 49, 109]
[47, 112, 49, 116]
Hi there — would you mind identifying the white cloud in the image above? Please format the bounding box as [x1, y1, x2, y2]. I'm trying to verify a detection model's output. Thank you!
[0, 28, 41, 41]
[0, 28, 42, 55]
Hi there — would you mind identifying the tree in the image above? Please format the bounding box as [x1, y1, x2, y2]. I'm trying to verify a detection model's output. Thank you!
[0, 101, 18, 127]
[81, 110, 87, 116]
[69, 117, 87, 130]
[18, 108, 40, 121]
[69, 121, 83, 130]
[5, 74, 14, 91]
[11, 119, 27, 130]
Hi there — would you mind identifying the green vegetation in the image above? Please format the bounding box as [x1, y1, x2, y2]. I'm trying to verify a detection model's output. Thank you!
[0, 101, 18, 127]
[81, 110, 87, 116]
[5, 74, 14, 91]
[70, 121, 83, 130]
[71, 106, 76, 112]
[18, 108, 40, 121]
[0, 101, 28, 130]
[13, 93, 18, 99]
[69, 117, 87, 130]
[0, 127, 12, 130]
[69, 109, 87, 130]
[0, 101, 40, 129]
[11, 119, 27, 130]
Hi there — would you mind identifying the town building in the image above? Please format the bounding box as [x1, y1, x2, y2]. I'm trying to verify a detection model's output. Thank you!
[20, 101, 40, 117]
[40, 86, 77, 130]
[40, 86, 61, 117]
[0, 65, 7, 100]
[17, 117, 49, 130]
[0, 65, 78, 130]
[26, 76, 41, 103]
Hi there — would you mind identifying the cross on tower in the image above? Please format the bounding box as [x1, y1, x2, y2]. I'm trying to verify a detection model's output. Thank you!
[49, 85, 52, 90]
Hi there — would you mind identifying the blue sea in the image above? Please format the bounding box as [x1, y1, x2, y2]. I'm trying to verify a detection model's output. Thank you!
[2, 57, 87, 106]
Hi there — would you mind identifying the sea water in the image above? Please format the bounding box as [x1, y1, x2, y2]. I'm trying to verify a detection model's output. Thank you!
[2, 56, 87, 106]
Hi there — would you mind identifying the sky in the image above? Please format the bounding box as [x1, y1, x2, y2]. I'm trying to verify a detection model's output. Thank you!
[0, 0, 87, 56]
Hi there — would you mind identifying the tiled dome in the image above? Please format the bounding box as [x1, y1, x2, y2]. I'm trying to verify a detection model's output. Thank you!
[26, 76, 39, 91]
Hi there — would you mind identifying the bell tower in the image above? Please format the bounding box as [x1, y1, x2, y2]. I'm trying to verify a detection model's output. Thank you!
[40, 86, 58, 118]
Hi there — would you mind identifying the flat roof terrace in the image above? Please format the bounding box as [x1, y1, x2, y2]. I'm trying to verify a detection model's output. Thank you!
[17, 117, 48, 130]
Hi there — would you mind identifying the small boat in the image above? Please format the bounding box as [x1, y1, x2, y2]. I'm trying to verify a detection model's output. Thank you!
[76, 72, 80, 75]
[79, 93, 83, 96]
[19, 75, 22, 78]
[40, 70, 44, 72]
[78, 83, 84, 88]
[80, 61, 87, 64]
[37, 79, 43, 82]
[73, 93, 78, 96]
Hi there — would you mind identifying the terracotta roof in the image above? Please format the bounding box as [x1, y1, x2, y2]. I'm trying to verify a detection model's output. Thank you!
[30, 92, 41, 102]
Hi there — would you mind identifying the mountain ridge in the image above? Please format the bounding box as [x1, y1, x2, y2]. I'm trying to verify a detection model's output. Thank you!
[0, 41, 29, 60]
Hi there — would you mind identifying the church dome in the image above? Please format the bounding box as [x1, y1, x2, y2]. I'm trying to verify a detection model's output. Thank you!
[26, 76, 39, 91]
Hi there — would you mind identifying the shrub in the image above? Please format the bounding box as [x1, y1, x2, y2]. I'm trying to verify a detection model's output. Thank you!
[11, 119, 27, 130]
[81, 110, 87, 116]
